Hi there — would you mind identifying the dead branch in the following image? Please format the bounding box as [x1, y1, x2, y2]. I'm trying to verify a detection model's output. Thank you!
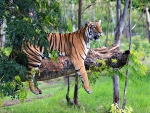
[35, 45, 130, 81]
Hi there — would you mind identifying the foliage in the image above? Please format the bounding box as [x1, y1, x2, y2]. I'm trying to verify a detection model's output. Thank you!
[131, 36, 150, 57]
[108, 0, 149, 11]
[0, 46, 12, 56]
[0, 47, 28, 105]
[88, 48, 148, 84]
[88, 59, 105, 84]
[1, 0, 60, 50]
[108, 50, 148, 80]
[110, 103, 133, 113]
[132, 0, 150, 11]
[0, 0, 6, 25]
[0, 0, 61, 101]
[128, 50, 148, 77]
[50, 50, 59, 63]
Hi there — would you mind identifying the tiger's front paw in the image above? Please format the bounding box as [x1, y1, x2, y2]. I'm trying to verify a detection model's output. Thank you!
[86, 89, 92, 94]
[84, 85, 92, 94]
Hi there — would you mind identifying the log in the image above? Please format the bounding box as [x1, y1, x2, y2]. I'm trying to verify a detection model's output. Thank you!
[35, 45, 130, 81]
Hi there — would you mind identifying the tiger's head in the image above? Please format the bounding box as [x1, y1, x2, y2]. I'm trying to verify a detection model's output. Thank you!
[85, 20, 102, 42]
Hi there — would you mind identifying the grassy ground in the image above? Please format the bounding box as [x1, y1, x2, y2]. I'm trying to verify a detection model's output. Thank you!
[0, 58, 150, 113]
[1, 69, 150, 113]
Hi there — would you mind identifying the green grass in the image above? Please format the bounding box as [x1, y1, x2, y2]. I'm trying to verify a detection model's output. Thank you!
[1, 69, 150, 113]
[1, 56, 150, 113]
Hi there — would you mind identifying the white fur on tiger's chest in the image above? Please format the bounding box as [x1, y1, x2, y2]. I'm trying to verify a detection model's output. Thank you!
[84, 47, 89, 59]
[34, 62, 41, 71]
[82, 41, 90, 59]
[59, 52, 66, 56]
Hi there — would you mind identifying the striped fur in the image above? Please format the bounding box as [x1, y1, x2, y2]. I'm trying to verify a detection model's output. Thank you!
[23, 20, 102, 94]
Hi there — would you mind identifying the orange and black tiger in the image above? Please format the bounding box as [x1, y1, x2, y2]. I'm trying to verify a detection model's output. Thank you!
[23, 20, 102, 94]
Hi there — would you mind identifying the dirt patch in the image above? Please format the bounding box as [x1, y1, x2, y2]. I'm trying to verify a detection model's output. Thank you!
[3, 78, 68, 107]
[3, 94, 52, 107]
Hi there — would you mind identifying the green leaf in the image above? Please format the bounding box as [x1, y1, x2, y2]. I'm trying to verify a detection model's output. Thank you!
[4, 47, 12, 56]
[50, 50, 59, 63]
[30, 68, 36, 75]
[15, 75, 21, 82]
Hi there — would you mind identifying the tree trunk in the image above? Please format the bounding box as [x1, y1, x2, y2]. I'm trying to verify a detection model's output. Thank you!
[122, 0, 132, 109]
[78, 0, 82, 29]
[31, 46, 130, 81]
[145, 7, 150, 43]
[0, 25, 2, 47]
[114, 0, 130, 45]
[110, 2, 115, 29]
[71, 3, 75, 32]
[0, 18, 6, 47]
[105, 4, 111, 47]
[59, 12, 63, 34]
[114, 0, 121, 45]
[113, 0, 130, 107]
[73, 0, 82, 105]
[113, 76, 120, 106]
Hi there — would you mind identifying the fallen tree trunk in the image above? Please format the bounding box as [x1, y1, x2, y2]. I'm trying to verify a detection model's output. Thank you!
[36, 45, 130, 81]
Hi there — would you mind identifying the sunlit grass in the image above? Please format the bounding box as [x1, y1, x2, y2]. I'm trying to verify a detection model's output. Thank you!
[1, 68, 150, 113]
[1, 54, 150, 113]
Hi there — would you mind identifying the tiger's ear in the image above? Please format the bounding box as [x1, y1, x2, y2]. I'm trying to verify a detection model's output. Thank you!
[98, 20, 101, 25]
[85, 20, 90, 26]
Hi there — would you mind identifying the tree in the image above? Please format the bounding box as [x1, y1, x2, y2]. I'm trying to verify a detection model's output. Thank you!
[112, 0, 130, 107]
[145, 7, 150, 43]
[122, 0, 132, 109]
[112, 0, 148, 109]
[0, 0, 61, 100]
[114, 0, 130, 46]
[73, 0, 82, 106]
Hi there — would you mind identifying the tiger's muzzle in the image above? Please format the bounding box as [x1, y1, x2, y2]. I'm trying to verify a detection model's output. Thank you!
[94, 32, 102, 41]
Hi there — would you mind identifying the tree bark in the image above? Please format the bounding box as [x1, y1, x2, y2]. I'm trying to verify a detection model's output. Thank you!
[113, 76, 120, 106]
[73, 0, 82, 105]
[58, 12, 63, 34]
[145, 7, 150, 43]
[114, 0, 130, 45]
[71, 3, 75, 32]
[0, 25, 2, 47]
[105, 3, 111, 47]
[113, 0, 130, 107]
[0, 19, 6, 47]
[122, 0, 132, 109]
[32, 45, 130, 81]
[114, 0, 121, 45]
[78, 0, 82, 29]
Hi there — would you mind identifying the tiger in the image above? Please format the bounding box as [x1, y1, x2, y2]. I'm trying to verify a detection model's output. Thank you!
[22, 20, 102, 95]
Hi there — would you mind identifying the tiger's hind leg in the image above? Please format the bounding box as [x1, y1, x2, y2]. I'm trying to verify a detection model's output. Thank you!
[66, 75, 74, 105]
